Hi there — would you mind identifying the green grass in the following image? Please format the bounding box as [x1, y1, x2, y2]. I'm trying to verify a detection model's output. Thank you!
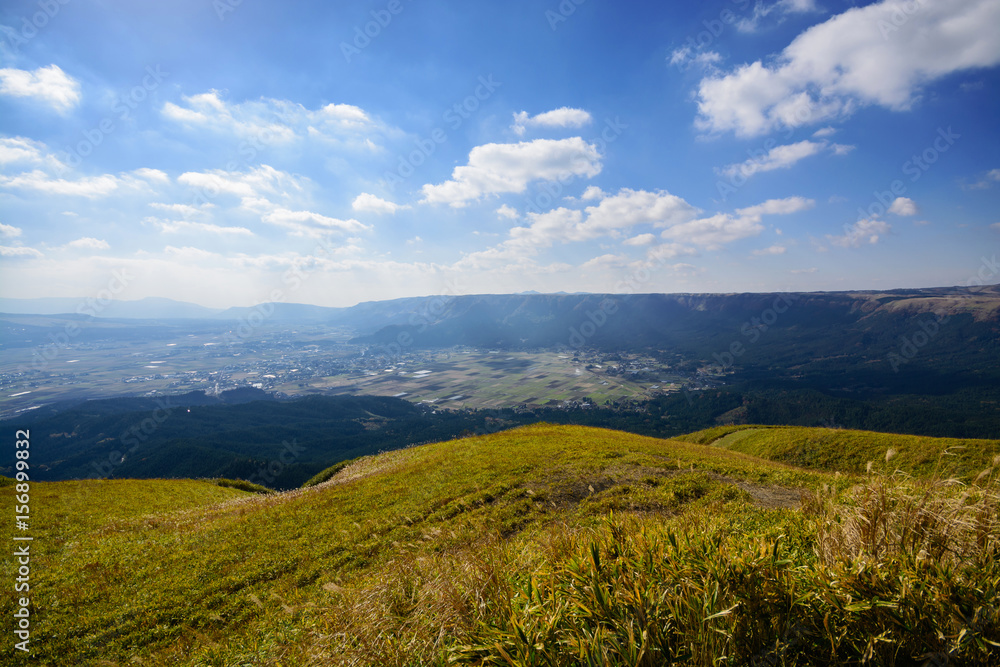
[2, 424, 998, 665]
[698, 425, 1000, 481]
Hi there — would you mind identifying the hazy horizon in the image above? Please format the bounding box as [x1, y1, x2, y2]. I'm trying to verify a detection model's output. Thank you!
[1, 0, 998, 308]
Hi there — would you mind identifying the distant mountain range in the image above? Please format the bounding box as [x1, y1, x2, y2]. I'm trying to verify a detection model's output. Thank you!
[4, 285, 998, 328]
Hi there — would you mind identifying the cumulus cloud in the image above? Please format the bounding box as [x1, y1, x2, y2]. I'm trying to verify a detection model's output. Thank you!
[888, 196, 918, 216]
[262, 208, 369, 238]
[669, 48, 723, 69]
[177, 165, 303, 200]
[0, 223, 22, 237]
[464, 190, 809, 269]
[827, 218, 892, 248]
[736, 196, 815, 218]
[0, 245, 42, 258]
[0, 65, 81, 113]
[162, 90, 386, 148]
[963, 168, 1000, 190]
[352, 192, 408, 214]
[0, 170, 122, 197]
[753, 244, 788, 256]
[663, 196, 813, 249]
[149, 202, 214, 217]
[420, 138, 602, 207]
[624, 233, 656, 246]
[736, 0, 820, 33]
[696, 0, 1000, 136]
[64, 237, 110, 250]
[149, 218, 254, 236]
[511, 107, 593, 136]
[496, 204, 519, 220]
[719, 140, 828, 179]
[0, 136, 63, 169]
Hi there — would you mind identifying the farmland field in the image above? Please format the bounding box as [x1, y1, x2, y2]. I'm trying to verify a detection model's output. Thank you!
[279, 349, 687, 409]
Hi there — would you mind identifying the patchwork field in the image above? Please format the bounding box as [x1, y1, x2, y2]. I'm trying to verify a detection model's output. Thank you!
[294, 349, 685, 408]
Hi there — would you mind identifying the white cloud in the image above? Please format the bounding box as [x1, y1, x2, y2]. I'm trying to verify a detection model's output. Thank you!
[0, 136, 62, 169]
[720, 140, 828, 179]
[812, 126, 837, 138]
[827, 218, 892, 248]
[624, 233, 656, 246]
[581, 254, 629, 270]
[663, 196, 813, 249]
[647, 243, 697, 263]
[696, 0, 1000, 136]
[496, 204, 519, 220]
[737, 0, 820, 33]
[0, 245, 42, 258]
[579, 188, 698, 238]
[888, 196, 918, 216]
[753, 244, 787, 256]
[669, 48, 723, 69]
[163, 245, 223, 262]
[0, 65, 81, 113]
[421, 138, 602, 207]
[352, 192, 408, 214]
[162, 90, 384, 147]
[0, 170, 122, 197]
[735, 196, 815, 218]
[790, 267, 818, 274]
[177, 165, 302, 200]
[64, 237, 110, 250]
[132, 168, 170, 184]
[511, 107, 593, 136]
[262, 208, 369, 238]
[150, 202, 214, 217]
[661, 213, 765, 248]
[0, 223, 22, 237]
[149, 218, 254, 236]
[581, 185, 606, 201]
[963, 168, 1000, 190]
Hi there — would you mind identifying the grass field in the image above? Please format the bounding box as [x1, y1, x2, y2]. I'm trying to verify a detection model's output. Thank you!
[2, 424, 997, 665]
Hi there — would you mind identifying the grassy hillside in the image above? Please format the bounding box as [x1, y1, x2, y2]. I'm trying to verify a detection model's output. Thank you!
[3, 425, 998, 665]
[676, 424, 1000, 481]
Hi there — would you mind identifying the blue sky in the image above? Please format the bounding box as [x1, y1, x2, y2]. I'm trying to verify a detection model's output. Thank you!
[0, 0, 998, 308]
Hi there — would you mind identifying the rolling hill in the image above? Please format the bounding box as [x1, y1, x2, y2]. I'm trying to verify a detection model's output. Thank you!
[3, 424, 997, 665]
